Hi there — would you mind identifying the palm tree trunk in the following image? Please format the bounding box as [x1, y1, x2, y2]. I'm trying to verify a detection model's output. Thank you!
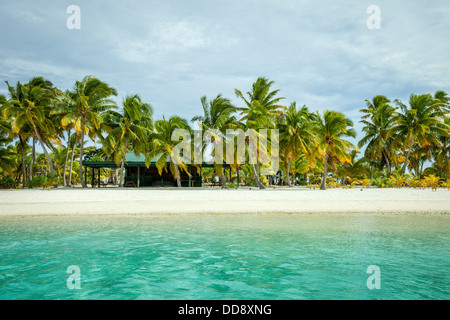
[252, 162, 265, 189]
[119, 142, 129, 188]
[221, 172, 227, 188]
[320, 152, 328, 190]
[175, 164, 181, 188]
[31, 123, 56, 183]
[382, 150, 391, 178]
[402, 139, 414, 175]
[248, 141, 265, 189]
[253, 150, 266, 189]
[29, 138, 35, 180]
[19, 136, 26, 188]
[119, 154, 126, 188]
[68, 137, 77, 187]
[286, 158, 292, 187]
[110, 169, 115, 184]
[36, 135, 56, 180]
[79, 121, 86, 188]
[63, 130, 71, 187]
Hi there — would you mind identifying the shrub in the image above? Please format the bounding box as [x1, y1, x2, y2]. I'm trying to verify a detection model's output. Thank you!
[423, 175, 440, 191]
[389, 176, 406, 188]
[327, 181, 340, 189]
[440, 179, 450, 190]
[42, 178, 58, 190]
[347, 177, 360, 188]
[361, 179, 371, 188]
[226, 182, 239, 189]
[372, 177, 393, 188]
[408, 177, 426, 189]
[0, 175, 19, 189]
[26, 175, 47, 189]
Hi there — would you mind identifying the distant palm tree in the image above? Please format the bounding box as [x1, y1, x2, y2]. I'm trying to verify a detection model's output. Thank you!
[145, 116, 191, 188]
[235, 77, 285, 189]
[0, 133, 16, 174]
[67, 133, 80, 186]
[279, 103, 317, 187]
[0, 94, 9, 134]
[433, 116, 450, 178]
[192, 94, 236, 188]
[359, 96, 397, 177]
[389, 94, 450, 175]
[3, 77, 59, 184]
[51, 90, 77, 187]
[433, 90, 449, 118]
[103, 94, 153, 187]
[58, 76, 117, 187]
[314, 110, 358, 190]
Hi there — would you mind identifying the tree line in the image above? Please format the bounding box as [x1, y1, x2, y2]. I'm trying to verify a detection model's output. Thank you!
[0, 76, 449, 190]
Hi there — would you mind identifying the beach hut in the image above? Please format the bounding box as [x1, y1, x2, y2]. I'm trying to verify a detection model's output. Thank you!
[82, 153, 229, 188]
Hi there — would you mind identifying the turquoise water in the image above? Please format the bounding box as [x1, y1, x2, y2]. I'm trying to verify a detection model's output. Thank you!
[0, 213, 449, 300]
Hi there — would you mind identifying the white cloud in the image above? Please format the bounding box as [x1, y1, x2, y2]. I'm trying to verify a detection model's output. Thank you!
[0, 58, 89, 80]
[1, 0, 449, 126]
[110, 18, 239, 63]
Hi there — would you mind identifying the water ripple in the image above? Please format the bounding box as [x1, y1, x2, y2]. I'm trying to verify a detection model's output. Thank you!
[0, 214, 449, 300]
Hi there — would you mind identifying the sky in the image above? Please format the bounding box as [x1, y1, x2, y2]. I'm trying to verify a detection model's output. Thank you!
[1, 0, 450, 147]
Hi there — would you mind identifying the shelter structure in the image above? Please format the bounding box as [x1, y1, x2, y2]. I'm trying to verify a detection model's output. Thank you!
[82, 153, 231, 188]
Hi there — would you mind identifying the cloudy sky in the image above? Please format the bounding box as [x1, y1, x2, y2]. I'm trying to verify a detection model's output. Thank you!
[1, 0, 449, 142]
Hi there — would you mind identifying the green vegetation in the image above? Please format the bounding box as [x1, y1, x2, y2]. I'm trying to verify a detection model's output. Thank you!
[0, 76, 449, 189]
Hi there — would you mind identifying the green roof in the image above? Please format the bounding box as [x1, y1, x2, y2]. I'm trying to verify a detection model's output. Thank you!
[83, 153, 162, 168]
[124, 153, 167, 164]
[83, 153, 230, 168]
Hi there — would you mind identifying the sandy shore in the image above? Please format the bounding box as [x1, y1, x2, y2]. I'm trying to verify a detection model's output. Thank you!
[0, 187, 449, 216]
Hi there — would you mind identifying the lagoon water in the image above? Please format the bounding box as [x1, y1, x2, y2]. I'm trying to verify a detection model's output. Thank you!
[0, 213, 449, 300]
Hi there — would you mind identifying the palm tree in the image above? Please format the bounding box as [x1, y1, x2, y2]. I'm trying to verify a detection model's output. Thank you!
[389, 94, 450, 175]
[191, 94, 237, 188]
[0, 132, 16, 174]
[1, 87, 28, 187]
[359, 96, 397, 177]
[235, 77, 285, 189]
[51, 90, 77, 187]
[66, 133, 80, 186]
[0, 94, 9, 133]
[59, 76, 117, 188]
[3, 78, 59, 185]
[432, 116, 450, 178]
[103, 94, 153, 187]
[433, 90, 450, 118]
[314, 110, 358, 190]
[279, 103, 316, 187]
[336, 150, 368, 184]
[145, 116, 191, 188]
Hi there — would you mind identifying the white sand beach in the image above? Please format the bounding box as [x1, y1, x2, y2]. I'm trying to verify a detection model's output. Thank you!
[0, 187, 449, 216]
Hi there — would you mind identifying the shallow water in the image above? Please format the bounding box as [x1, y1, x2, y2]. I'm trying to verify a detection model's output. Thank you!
[0, 213, 449, 300]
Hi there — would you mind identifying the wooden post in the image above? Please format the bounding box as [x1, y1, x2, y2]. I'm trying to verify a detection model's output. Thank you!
[98, 168, 101, 188]
[91, 167, 94, 188]
[188, 165, 192, 188]
[137, 166, 140, 188]
[84, 165, 87, 187]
